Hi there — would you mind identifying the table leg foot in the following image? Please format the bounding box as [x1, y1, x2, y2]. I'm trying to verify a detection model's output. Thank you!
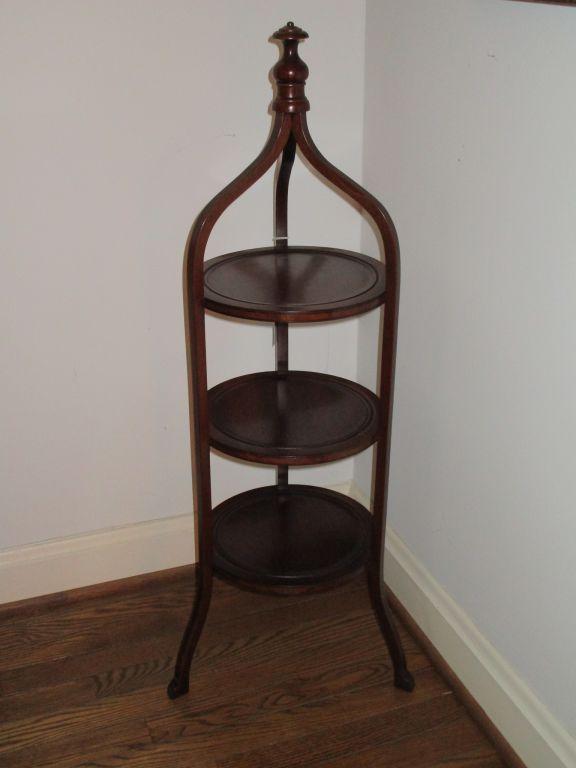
[394, 667, 415, 692]
[166, 572, 212, 700]
[366, 567, 415, 692]
[167, 676, 189, 699]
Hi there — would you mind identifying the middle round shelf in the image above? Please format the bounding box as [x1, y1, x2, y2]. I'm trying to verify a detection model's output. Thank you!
[209, 370, 381, 465]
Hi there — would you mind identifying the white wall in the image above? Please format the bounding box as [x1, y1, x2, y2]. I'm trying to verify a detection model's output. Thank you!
[0, 1, 366, 550]
[358, 0, 576, 738]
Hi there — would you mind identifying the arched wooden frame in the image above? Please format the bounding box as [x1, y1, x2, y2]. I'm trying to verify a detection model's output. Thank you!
[168, 23, 413, 699]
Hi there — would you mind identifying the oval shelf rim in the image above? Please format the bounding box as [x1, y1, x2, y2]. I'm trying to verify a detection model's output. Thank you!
[209, 370, 381, 466]
[203, 245, 386, 323]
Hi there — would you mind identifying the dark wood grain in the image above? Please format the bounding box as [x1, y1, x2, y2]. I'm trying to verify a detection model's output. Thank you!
[0, 570, 509, 768]
[215, 695, 496, 768]
[212, 485, 371, 587]
[204, 246, 386, 322]
[0, 574, 378, 688]
[209, 371, 381, 465]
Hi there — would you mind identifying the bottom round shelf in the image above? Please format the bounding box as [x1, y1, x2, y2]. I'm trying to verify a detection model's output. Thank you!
[213, 484, 372, 588]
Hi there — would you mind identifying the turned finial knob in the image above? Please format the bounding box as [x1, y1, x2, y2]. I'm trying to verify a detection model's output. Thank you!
[271, 22, 310, 114]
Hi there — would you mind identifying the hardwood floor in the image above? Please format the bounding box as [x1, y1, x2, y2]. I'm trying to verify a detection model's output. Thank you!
[0, 569, 507, 767]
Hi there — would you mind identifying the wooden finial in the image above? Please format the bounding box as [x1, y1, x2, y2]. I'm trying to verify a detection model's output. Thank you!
[271, 22, 310, 114]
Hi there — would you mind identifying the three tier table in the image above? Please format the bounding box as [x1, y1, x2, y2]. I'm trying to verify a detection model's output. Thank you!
[168, 22, 414, 699]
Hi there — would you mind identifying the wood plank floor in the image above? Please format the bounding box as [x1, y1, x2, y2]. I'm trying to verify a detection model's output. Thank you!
[0, 570, 506, 767]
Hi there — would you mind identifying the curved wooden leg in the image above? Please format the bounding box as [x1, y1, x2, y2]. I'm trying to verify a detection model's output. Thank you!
[366, 564, 414, 691]
[167, 570, 212, 699]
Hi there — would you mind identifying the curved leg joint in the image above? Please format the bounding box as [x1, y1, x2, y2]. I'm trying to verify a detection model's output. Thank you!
[167, 573, 212, 700]
[366, 566, 415, 693]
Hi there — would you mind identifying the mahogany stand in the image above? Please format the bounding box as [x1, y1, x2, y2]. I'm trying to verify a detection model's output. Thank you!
[168, 22, 414, 699]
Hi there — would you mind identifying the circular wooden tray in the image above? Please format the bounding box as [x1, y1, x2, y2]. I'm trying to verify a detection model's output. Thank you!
[213, 484, 372, 587]
[209, 371, 380, 465]
[203, 246, 386, 322]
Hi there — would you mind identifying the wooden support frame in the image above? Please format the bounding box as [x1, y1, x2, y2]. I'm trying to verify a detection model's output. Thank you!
[168, 22, 413, 699]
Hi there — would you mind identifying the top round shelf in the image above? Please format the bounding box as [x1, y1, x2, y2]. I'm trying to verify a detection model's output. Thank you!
[203, 246, 386, 322]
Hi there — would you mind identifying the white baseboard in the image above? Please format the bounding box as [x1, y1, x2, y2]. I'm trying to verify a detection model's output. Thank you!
[0, 514, 196, 604]
[348, 483, 576, 768]
[3, 482, 575, 768]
